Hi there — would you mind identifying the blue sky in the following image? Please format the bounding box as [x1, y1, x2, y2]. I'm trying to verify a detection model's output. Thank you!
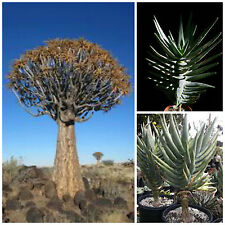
[3, 2, 134, 166]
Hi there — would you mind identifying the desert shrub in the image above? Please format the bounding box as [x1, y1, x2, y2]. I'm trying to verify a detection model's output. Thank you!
[102, 160, 114, 166]
[122, 159, 134, 167]
[2, 156, 23, 183]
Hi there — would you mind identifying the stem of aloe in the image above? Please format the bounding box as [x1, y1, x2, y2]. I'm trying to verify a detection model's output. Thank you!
[152, 188, 160, 207]
[180, 191, 191, 222]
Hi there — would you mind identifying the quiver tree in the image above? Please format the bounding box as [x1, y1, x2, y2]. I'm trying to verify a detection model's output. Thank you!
[93, 152, 104, 165]
[8, 39, 130, 198]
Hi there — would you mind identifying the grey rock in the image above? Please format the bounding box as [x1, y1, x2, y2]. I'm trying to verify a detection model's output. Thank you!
[3, 184, 12, 193]
[46, 197, 63, 212]
[114, 197, 127, 208]
[25, 201, 36, 208]
[5, 199, 21, 210]
[127, 212, 134, 221]
[82, 177, 90, 190]
[93, 198, 113, 208]
[81, 203, 101, 222]
[18, 189, 33, 200]
[62, 194, 72, 203]
[74, 190, 86, 205]
[44, 181, 57, 199]
[26, 207, 44, 222]
[79, 199, 87, 211]
[64, 210, 84, 222]
[85, 189, 96, 201]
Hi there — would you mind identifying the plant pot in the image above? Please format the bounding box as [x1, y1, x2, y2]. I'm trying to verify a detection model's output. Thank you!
[162, 203, 213, 223]
[162, 186, 175, 193]
[213, 218, 223, 223]
[138, 194, 173, 222]
[137, 190, 151, 200]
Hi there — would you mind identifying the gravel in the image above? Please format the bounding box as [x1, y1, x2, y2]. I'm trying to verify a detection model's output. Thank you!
[166, 206, 209, 223]
[139, 196, 174, 207]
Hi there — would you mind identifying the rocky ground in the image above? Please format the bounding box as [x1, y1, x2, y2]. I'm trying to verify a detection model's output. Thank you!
[3, 163, 134, 223]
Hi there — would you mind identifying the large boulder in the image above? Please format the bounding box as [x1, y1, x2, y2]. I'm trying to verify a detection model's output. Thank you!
[92, 198, 113, 208]
[26, 207, 44, 222]
[46, 197, 63, 212]
[44, 181, 57, 199]
[25, 201, 36, 208]
[127, 211, 134, 222]
[3, 184, 12, 193]
[79, 199, 87, 211]
[85, 189, 96, 201]
[5, 198, 22, 210]
[17, 166, 45, 182]
[114, 197, 127, 209]
[81, 203, 101, 222]
[18, 189, 33, 200]
[63, 210, 84, 222]
[74, 190, 86, 206]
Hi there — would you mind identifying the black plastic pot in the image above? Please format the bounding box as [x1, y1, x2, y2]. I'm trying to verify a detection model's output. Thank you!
[137, 190, 151, 200]
[162, 186, 175, 193]
[162, 203, 213, 223]
[138, 193, 172, 222]
[213, 218, 223, 223]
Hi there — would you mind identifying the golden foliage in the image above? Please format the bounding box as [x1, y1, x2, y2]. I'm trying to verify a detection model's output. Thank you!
[8, 38, 130, 94]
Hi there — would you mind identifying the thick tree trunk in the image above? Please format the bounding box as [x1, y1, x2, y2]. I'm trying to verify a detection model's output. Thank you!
[97, 159, 100, 165]
[52, 121, 84, 199]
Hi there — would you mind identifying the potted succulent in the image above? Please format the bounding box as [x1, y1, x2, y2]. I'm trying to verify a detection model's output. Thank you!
[137, 118, 174, 222]
[153, 114, 218, 222]
[211, 161, 223, 222]
[147, 15, 222, 111]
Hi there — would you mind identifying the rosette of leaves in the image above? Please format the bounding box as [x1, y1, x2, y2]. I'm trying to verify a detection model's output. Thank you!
[137, 117, 163, 206]
[147, 15, 222, 111]
[153, 114, 218, 222]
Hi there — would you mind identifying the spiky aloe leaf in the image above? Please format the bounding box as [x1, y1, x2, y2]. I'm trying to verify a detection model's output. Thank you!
[147, 15, 222, 109]
[153, 114, 218, 191]
[137, 118, 163, 197]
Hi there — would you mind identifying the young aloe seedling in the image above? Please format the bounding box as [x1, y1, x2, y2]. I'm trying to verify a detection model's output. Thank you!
[147, 15, 222, 111]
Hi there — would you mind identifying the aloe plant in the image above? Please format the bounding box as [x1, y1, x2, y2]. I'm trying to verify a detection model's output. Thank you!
[137, 118, 163, 206]
[153, 114, 218, 222]
[211, 161, 223, 197]
[147, 15, 222, 111]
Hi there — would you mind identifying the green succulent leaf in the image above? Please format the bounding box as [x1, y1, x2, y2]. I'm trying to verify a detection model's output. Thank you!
[153, 114, 218, 191]
[147, 16, 221, 108]
[137, 118, 163, 195]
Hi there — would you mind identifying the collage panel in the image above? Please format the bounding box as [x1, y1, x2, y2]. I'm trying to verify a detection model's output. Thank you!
[3, 2, 134, 223]
[137, 2, 222, 111]
[136, 2, 223, 223]
[137, 113, 223, 223]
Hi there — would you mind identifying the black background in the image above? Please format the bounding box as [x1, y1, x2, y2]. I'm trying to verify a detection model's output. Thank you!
[137, 2, 223, 111]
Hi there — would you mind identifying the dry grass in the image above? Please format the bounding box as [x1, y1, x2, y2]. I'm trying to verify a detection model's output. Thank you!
[2, 156, 23, 184]
[81, 163, 134, 200]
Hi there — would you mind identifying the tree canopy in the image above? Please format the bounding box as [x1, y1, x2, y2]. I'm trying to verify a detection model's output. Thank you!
[8, 39, 130, 123]
[93, 152, 104, 161]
